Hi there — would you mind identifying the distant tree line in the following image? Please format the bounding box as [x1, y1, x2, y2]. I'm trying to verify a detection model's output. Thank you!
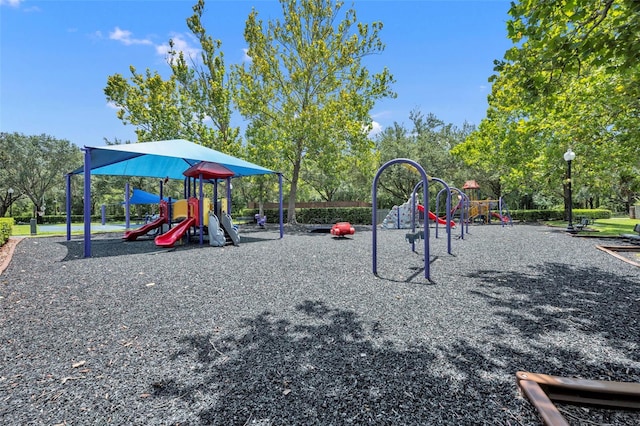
[3, 1, 638, 222]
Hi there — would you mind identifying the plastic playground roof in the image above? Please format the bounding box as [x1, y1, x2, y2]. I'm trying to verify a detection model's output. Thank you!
[70, 139, 275, 179]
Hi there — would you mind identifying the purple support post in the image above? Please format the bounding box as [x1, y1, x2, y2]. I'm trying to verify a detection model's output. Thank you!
[430, 178, 452, 255]
[450, 187, 466, 240]
[125, 182, 130, 229]
[226, 177, 232, 215]
[213, 180, 218, 215]
[101, 204, 106, 226]
[83, 147, 92, 258]
[65, 174, 72, 241]
[198, 174, 204, 246]
[279, 173, 284, 238]
[372, 158, 431, 281]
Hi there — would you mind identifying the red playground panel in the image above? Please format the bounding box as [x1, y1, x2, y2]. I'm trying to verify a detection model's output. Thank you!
[330, 222, 355, 237]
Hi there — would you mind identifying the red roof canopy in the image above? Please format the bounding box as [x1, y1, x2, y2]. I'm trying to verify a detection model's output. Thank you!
[462, 180, 480, 189]
[183, 161, 234, 179]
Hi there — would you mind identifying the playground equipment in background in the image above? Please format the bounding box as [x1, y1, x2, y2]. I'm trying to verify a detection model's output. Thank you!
[330, 222, 355, 237]
[467, 199, 512, 225]
[372, 158, 432, 281]
[462, 180, 512, 226]
[255, 213, 267, 228]
[122, 200, 169, 241]
[155, 197, 200, 248]
[417, 204, 456, 227]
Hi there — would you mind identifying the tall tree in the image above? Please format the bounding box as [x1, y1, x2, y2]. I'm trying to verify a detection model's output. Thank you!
[105, 68, 185, 142]
[167, 0, 241, 151]
[375, 111, 473, 203]
[232, 0, 395, 222]
[105, 0, 240, 152]
[453, 0, 640, 212]
[0, 133, 81, 220]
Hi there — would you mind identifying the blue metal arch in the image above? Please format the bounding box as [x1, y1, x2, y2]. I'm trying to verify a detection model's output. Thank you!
[372, 158, 431, 281]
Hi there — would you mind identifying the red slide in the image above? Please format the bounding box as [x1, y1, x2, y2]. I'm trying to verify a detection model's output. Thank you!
[123, 216, 167, 241]
[155, 217, 196, 248]
[417, 204, 456, 227]
[491, 212, 509, 223]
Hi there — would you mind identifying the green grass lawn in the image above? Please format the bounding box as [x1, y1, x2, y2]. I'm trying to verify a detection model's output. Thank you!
[11, 223, 126, 237]
[10, 217, 640, 238]
[545, 217, 640, 236]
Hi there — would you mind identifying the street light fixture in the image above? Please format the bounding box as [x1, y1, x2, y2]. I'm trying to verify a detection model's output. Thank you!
[563, 149, 576, 232]
[7, 188, 14, 217]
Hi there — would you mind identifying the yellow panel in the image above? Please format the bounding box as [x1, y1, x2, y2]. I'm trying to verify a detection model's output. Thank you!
[172, 199, 188, 220]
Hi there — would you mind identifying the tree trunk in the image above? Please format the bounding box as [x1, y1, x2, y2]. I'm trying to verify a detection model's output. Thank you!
[287, 159, 301, 224]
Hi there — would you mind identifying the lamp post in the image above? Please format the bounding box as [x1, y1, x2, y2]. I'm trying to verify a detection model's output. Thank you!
[7, 188, 14, 217]
[563, 149, 576, 232]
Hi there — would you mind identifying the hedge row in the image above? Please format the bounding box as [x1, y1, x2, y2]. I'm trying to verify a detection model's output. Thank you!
[507, 208, 611, 222]
[0, 217, 14, 246]
[8, 208, 613, 228]
[243, 207, 374, 225]
[242, 207, 612, 225]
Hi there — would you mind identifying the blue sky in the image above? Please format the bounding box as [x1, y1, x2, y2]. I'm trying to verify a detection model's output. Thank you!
[1, 0, 512, 147]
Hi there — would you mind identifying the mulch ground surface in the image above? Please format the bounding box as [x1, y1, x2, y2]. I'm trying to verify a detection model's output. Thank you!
[1, 224, 639, 425]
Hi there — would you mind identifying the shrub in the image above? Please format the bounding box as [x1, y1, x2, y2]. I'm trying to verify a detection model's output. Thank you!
[0, 217, 14, 246]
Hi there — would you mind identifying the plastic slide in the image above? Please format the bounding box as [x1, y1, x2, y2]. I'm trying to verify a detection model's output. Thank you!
[220, 213, 240, 245]
[417, 204, 456, 227]
[122, 216, 167, 241]
[155, 217, 196, 248]
[491, 212, 509, 223]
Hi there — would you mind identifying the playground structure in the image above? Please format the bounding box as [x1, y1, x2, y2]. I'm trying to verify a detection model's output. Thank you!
[372, 162, 519, 281]
[65, 139, 283, 257]
[150, 162, 241, 248]
[330, 222, 355, 237]
[372, 158, 434, 281]
[462, 180, 512, 226]
[122, 199, 169, 241]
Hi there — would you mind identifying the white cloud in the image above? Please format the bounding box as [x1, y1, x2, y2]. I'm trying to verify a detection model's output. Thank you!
[242, 48, 252, 63]
[156, 34, 200, 64]
[368, 121, 383, 138]
[109, 26, 152, 46]
[0, 0, 23, 7]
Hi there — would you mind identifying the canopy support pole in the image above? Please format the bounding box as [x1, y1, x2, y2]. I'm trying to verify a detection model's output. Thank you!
[83, 147, 92, 258]
[279, 173, 284, 238]
[124, 182, 130, 229]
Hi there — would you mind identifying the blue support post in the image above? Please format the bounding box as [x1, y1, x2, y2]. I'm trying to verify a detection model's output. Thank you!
[279, 173, 284, 238]
[83, 148, 92, 258]
[65, 174, 72, 241]
[125, 182, 130, 229]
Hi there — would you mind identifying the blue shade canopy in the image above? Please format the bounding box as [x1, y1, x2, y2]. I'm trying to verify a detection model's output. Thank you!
[122, 188, 169, 205]
[71, 139, 274, 179]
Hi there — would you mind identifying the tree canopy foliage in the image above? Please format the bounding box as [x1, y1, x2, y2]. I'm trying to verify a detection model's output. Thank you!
[453, 0, 640, 211]
[104, 0, 240, 152]
[231, 0, 395, 222]
[0, 132, 81, 219]
[375, 111, 475, 205]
